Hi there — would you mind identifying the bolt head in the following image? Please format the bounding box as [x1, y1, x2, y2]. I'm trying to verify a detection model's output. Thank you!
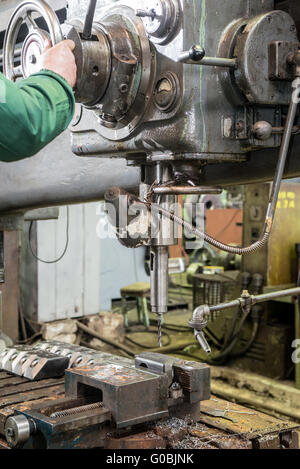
[28, 54, 37, 64]
[6, 428, 15, 437]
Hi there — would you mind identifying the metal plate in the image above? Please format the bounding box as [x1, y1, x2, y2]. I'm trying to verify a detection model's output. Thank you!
[234, 10, 299, 105]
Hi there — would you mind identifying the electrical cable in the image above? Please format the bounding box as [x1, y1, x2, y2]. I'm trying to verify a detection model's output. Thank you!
[76, 320, 136, 357]
[28, 206, 70, 264]
[223, 307, 240, 347]
[229, 320, 259, 359]
[77, 320, 196, 356]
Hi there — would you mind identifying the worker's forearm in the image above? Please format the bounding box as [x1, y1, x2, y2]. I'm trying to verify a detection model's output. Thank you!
[0, 71, 75, 162]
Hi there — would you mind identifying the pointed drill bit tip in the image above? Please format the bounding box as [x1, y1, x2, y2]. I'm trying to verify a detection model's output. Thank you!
[157, 313, 163, 348]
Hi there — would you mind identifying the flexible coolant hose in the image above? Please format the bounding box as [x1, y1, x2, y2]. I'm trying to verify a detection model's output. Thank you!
[148, 77, 300, 256]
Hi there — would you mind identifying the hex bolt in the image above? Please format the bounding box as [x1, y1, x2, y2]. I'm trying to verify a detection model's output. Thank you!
[28, 54, 37, 64]
[171, 382, 181, 390]
[6, 428, 15, 437]
[136, 9, 157, 20]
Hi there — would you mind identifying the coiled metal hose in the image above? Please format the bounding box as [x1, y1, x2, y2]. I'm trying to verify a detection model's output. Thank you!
[150, 203, 271, 255]
[149, 72, 300, 256]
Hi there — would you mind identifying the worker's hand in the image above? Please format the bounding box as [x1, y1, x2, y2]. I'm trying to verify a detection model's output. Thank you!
[39, 39, 77, 88]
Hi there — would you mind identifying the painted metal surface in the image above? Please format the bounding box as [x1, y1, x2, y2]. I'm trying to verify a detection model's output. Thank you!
[0, 0, 300, 215]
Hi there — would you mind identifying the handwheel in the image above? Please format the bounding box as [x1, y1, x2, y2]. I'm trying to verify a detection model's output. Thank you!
[3, 0, 63, 81]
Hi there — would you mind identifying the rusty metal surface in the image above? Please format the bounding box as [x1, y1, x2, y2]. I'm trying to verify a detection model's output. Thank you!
[199, 395, 299, 440]
[0, 436, 10, 449]
[105, 417, 252, 449]
[0, 384, 64, 410]
[0, 373, 299, 449]
[0, 377, 64, 399]
[66, 364, 169, 428]
[0, 372, 15, 381]
[105, 431, 167, 449]
[188, 426, 252, 449]
[0, 374, 65, 435]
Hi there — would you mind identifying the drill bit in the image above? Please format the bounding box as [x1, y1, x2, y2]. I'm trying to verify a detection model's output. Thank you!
[158, 313, 163, 347]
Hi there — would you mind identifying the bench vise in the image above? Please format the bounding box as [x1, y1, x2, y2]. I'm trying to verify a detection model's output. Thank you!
[1, 342, 210, 448]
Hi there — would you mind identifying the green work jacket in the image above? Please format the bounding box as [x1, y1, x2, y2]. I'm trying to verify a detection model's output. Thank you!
[0, 70, 75, 162]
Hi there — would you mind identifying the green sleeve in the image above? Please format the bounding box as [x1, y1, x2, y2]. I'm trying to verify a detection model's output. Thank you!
[0, 70, 75, 162]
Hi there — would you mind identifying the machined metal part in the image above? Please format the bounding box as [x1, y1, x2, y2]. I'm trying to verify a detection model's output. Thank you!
[152, 185, 223, 195]
[153, 71, 180, 112]
[93, 4, 154, 139]
[0, 348, 19, 371]
[145, 163, 178, 346]
[136, 0, 181, 45]
[62, 20, 112, 108]
[5, 414, 35, 449]
[2, 347, 34, 373]
[66, 365, 163, 428]
[64, 352, 210, 428]
[135, 352, 177, 385]
[234, 10, 299, 105]
[0, 346, 69, 379]
[22, 351, 69, 380]
[50, 402, 103, 419]
[150, 246, 169, 314]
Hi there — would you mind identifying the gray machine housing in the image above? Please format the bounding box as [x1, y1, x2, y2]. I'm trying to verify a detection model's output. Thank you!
[69, 0, 299, 163]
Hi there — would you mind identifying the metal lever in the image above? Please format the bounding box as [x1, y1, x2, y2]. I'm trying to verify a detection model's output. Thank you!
[178, 44, 237, 69]
[136, 9, 160, 20]
[82, 0, 97, 40]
